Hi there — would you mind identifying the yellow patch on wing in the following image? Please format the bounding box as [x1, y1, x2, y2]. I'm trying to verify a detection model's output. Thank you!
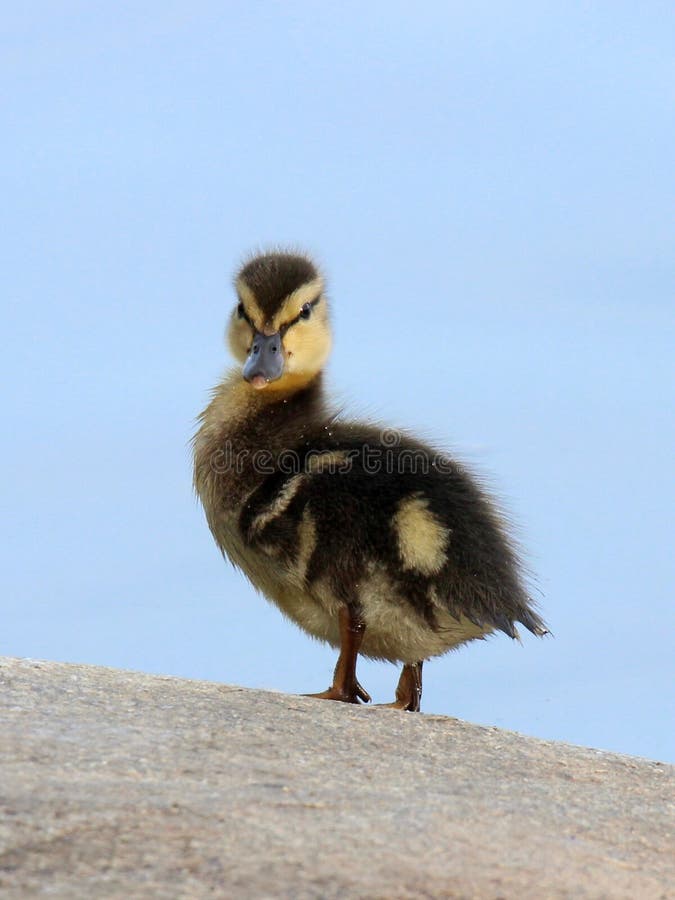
[295, 508, 317, 582]
[249, 475, 305, 535]
[306, 451, 348, 474]
[393, 495, 449, 576]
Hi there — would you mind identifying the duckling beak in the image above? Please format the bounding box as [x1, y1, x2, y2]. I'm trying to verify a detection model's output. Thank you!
[242, 331, 285, 389]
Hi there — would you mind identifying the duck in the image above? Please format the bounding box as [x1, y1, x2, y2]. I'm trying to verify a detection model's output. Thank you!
[193, 251, 547, 711]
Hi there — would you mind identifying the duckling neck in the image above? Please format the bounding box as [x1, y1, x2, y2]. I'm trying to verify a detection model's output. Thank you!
[194, 371, 330, 504]
[234, 372, 329, 452]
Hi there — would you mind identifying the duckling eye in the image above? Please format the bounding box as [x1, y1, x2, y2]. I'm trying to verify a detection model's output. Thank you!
[300, 302, 312, 320]
[237, 302, 245, 319]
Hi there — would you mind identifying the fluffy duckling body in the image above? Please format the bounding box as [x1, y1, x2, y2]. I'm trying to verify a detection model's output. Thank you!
[193, 252, 546, 710]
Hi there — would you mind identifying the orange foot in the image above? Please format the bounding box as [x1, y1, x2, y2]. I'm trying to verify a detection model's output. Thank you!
[305, 681, 371, 704]
[374, 661, 423, 712]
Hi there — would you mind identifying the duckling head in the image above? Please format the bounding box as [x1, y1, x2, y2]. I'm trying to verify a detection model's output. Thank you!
[227, 251, 331, 392]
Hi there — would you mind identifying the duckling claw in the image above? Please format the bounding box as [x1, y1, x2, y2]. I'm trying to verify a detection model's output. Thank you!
[375, 661, 423, 712]
[305, 680, 371, 705]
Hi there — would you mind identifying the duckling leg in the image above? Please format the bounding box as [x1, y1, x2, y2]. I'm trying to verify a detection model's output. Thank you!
[305, 606, 371, 704]
[378, 661, 423, 712]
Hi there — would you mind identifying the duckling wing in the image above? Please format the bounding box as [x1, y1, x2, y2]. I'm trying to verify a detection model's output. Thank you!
[237, 434, 546, 647]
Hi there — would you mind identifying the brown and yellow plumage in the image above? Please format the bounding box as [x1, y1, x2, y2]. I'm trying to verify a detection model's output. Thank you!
[193, 251, 547, 711]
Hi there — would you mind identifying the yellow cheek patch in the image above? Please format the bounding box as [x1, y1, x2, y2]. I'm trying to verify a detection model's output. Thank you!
[394, 495, 449, 576]
[227, 315, 254, 363]
[282, 311, 331, 377]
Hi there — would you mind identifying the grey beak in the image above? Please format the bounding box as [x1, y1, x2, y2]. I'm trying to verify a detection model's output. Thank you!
[243, 331, 285, 384]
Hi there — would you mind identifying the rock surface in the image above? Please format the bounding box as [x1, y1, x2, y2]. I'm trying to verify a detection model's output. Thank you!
[0, 656, 673, 899]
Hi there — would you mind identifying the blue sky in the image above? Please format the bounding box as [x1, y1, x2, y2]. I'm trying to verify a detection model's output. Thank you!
[2, 3, 673, 762]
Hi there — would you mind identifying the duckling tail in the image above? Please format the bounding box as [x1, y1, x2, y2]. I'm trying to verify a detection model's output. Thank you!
[517, 606, 550, 638]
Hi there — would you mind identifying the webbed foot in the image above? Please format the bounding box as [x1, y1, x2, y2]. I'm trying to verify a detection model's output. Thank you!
[375, 661, 423, 712]
[305, 680, 372, 704]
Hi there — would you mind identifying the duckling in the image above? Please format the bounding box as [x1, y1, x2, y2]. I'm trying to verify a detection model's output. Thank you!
[193, 251, 547, 711]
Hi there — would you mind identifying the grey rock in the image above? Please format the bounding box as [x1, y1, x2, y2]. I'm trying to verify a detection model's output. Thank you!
[0, 656, 673, 899]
